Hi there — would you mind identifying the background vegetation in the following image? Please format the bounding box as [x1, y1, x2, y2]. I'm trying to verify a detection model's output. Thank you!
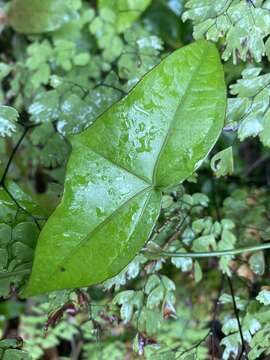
[1, 0, 270, 359]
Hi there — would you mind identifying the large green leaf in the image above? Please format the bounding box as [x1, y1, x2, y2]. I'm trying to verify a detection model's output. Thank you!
[24, 40, 226, 296]
[9, 0, 77, 34]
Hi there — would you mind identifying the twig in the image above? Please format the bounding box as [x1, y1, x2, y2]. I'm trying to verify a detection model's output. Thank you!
[211, 274, 224, 359]
[244, 153, 270, 176]
[247, 0, 255, 7]
[227, 276, 247, 359]
[93, 82, 127, 96]
[176, 329, 211, 359]
[173, 275, 224, 359]
[0, 127, 29, 186]
[0, 125, 42, 230]
[2, 183, 41, 230]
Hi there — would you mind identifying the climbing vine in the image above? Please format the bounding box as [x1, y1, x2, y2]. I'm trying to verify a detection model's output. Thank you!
[1, 1, 270, 359]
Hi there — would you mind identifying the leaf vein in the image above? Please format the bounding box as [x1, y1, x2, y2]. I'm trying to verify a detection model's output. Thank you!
[152, 44, 210, 185]
[49, 185, 153, 278]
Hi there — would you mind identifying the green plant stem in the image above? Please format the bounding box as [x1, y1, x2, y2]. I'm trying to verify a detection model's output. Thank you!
[0, 269, 30, 279]
[155, 243, 270, 258]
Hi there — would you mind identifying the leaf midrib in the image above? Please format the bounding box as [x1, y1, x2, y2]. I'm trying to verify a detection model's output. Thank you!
[84, 145, 152, 185]
[79, 44, 209, 189]
[152, 43, 209, 185]
[96, 189, 153, 277]
[45, 42, 209, 280]
[48, 183, 154, 279]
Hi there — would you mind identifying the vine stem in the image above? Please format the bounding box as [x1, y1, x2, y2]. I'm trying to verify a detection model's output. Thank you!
[0, 127, 29, 186]
[147, 243, 270, 258]
[0, 269, 30, 279]
[3, 244, 270, 280]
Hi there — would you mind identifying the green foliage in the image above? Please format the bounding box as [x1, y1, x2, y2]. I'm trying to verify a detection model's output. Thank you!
[0, 222, 39, 296]
[0, 180, 45, 297]
[20, 301, 78, 359]
[0, 106, 18, 138]
[25, 40, 226, 296]
[99, 0, 151, 33]
[142, 0, 184, 48]
[211, 147, 234, 177]
[0, 338, 30, 359]
[219, 292, 270, 359]
[256, 289, 270, 305]
[1, 0, 270, 359]
[0, 182, 45, 226]
[183, 0, 270, 63]
[9, 0, 78, 34]
[227, 67, 270, 146]
[183, 1, 270, 148]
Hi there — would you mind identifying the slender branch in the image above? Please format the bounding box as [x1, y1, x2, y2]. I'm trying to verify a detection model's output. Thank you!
[227, 276, 247, 359]
[244, 153, 270, 176]
[93, 82, 127, 96]
[147, 242, 270, 258]
[2, 184, 41, 230]
[0, 127, 29, 186]
[211, 274, 224, 359]
[247, 0, 255, 7]
[176, 329, 211, 359]
[0, 124, 42, 230]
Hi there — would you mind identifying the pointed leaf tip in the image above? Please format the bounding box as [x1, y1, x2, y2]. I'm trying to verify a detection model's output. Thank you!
[25, 40, 226, 296]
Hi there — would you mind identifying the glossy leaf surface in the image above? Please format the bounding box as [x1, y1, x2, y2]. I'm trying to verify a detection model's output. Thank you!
[9, 0, 77, 34]
[25, 40, 226, 296]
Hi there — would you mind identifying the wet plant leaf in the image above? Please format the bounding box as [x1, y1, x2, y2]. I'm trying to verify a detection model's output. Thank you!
[24, 40, 226, 296]
[183, 0, 270, 63]
[227, 67, 270, 147]
[99, 0, 151, 33]
[211, 147, 234, 177]
[256, 289, 270, 305]
[9, 0, 77, 34]
[0, 105, 18, 138]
